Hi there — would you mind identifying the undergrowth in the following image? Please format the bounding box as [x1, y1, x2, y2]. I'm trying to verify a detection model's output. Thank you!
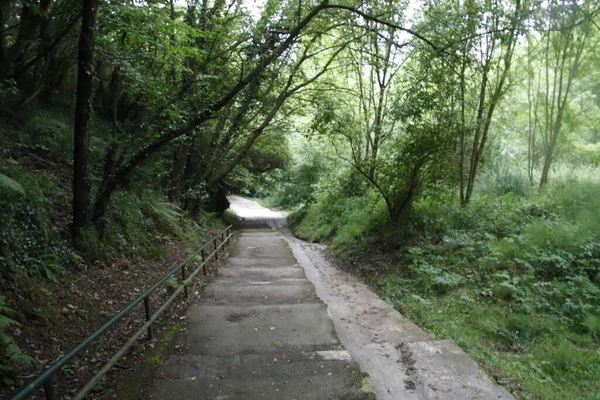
[285, 169, 600, 399]
[0, 161, 223, 384]
[0, 105, 225, 386]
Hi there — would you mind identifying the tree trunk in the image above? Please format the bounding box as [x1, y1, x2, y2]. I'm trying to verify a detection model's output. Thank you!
[12, 5, 37, 78]
[72, 0, 100, 238]
[539, 153, 552, 189]
[169, 138, 193, 200]
[0, 5, 5, 75]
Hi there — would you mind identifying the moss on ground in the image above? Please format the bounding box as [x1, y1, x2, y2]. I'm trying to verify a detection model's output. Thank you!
[339, 363, 377, 400]
[110, 323, 181, 400]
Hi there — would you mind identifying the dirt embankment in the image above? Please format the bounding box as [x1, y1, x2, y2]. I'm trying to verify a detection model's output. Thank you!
[4, 240, 232, 400]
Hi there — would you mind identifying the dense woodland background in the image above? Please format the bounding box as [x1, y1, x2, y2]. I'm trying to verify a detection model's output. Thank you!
[1, 0, 600, 398]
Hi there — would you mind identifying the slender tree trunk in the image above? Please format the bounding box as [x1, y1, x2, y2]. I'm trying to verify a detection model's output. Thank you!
[539, 152, 552, 188]
[370, 88, 385, 180]
[12, 5, 37, 80]
[458, 46, 467, 204]
[459, 0, 522, 205]
[526, 35, 540, 186]
[169, 138, 193, 200]
[537, 17, 588, 189]
[462, 67, 489, 205]
[0, 5, 5, 75]
[72, 0, 100, 238]
[39, 0, 55, 101]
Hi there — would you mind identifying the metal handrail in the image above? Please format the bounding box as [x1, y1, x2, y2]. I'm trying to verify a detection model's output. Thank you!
[11, 225, 235, 400]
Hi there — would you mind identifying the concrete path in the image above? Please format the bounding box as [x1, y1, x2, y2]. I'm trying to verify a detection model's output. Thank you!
[282, 238, 514, 400]
[146, 195, 514, 399]
[146, 202, 374, 399]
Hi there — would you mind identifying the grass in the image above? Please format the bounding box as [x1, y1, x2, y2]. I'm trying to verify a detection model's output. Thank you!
[380, 285, 600, 399]
[285, 171, 600, 399]
[292, 189, 387, 248]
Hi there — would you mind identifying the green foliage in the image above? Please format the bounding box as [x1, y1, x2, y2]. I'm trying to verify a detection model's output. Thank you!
[97, 1, 207, 120]
[476, 165, 529, 197]
[77, 190, 208, 262]
[410, 256, 463, 295]
[145, 246, 167, 260]
[0, 173, 24, 194]
[292, 171, 600, 399]
[582, 314, 600, 339]
[489, 314, 548, 352]
[228, 166, 257, 196]
[0, 167, 78, 280]
[22, 110, 72, 157]
[0, 79, 18, 97]
[293, 187, 386, 249]
[0, 296, 34, 385]
[259, 143, 334, 209]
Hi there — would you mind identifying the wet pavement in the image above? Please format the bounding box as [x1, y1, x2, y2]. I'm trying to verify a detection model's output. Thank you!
[146, 197, 374, 399]
[145, 195, 514, 400]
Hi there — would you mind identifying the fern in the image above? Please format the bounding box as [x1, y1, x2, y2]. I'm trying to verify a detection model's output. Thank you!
[146, 199, 182, 224]
[0, 173, 24, 195]
[0, 315, 15, 330]
[0, 297, 34, 371]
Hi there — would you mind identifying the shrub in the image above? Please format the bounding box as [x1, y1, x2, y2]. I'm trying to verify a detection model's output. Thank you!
[21, 110, 72, 160]
[0, 167, 77, 280]
[476, 165, 529, 197]
[79, 190, 200, 262]
[293, 189, 386, 248]
[549, 275, 600, 325]
[260, 148, 334, 209]
[0, 296, 34, 385]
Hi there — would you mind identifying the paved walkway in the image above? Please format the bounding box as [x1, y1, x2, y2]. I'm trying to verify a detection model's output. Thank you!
[146, 196, 514, 399]
[147, 211, 374, 398]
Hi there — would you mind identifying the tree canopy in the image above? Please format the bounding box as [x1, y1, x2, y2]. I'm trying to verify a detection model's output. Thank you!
[1, 0, 600, 397]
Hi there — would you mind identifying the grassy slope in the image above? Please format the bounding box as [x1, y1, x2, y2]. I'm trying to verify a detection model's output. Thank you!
[290, 180, 600, 399]
[0, 105, 226, 394]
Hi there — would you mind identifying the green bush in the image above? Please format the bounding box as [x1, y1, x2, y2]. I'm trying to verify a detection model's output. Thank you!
[293, 189, 386, 249]
[0, 167, 77, 280]
[263, 150, 335, 209]
[0, 296, 34, 385]
[582, 314, 600, 338]
[145, 246, 167, 260]
[79, 190, 205, 262]
[476, 165, 529, 197]
[490, 314, 547, 352]
[21, 110, 72, 159]
[549, 275, 600, 325]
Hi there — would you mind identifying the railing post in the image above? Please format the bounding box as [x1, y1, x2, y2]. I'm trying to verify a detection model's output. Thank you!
[181, 265, 188, 298]
[43, 376, 56, 400]
[143, 298, 154, 341]
[201, 248, 207, 275]
[214, 238, 219, 261]
[221, 232, 225, 251]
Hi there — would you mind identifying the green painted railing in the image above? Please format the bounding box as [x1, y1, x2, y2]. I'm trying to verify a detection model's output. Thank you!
[11, 225, 234, 400]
